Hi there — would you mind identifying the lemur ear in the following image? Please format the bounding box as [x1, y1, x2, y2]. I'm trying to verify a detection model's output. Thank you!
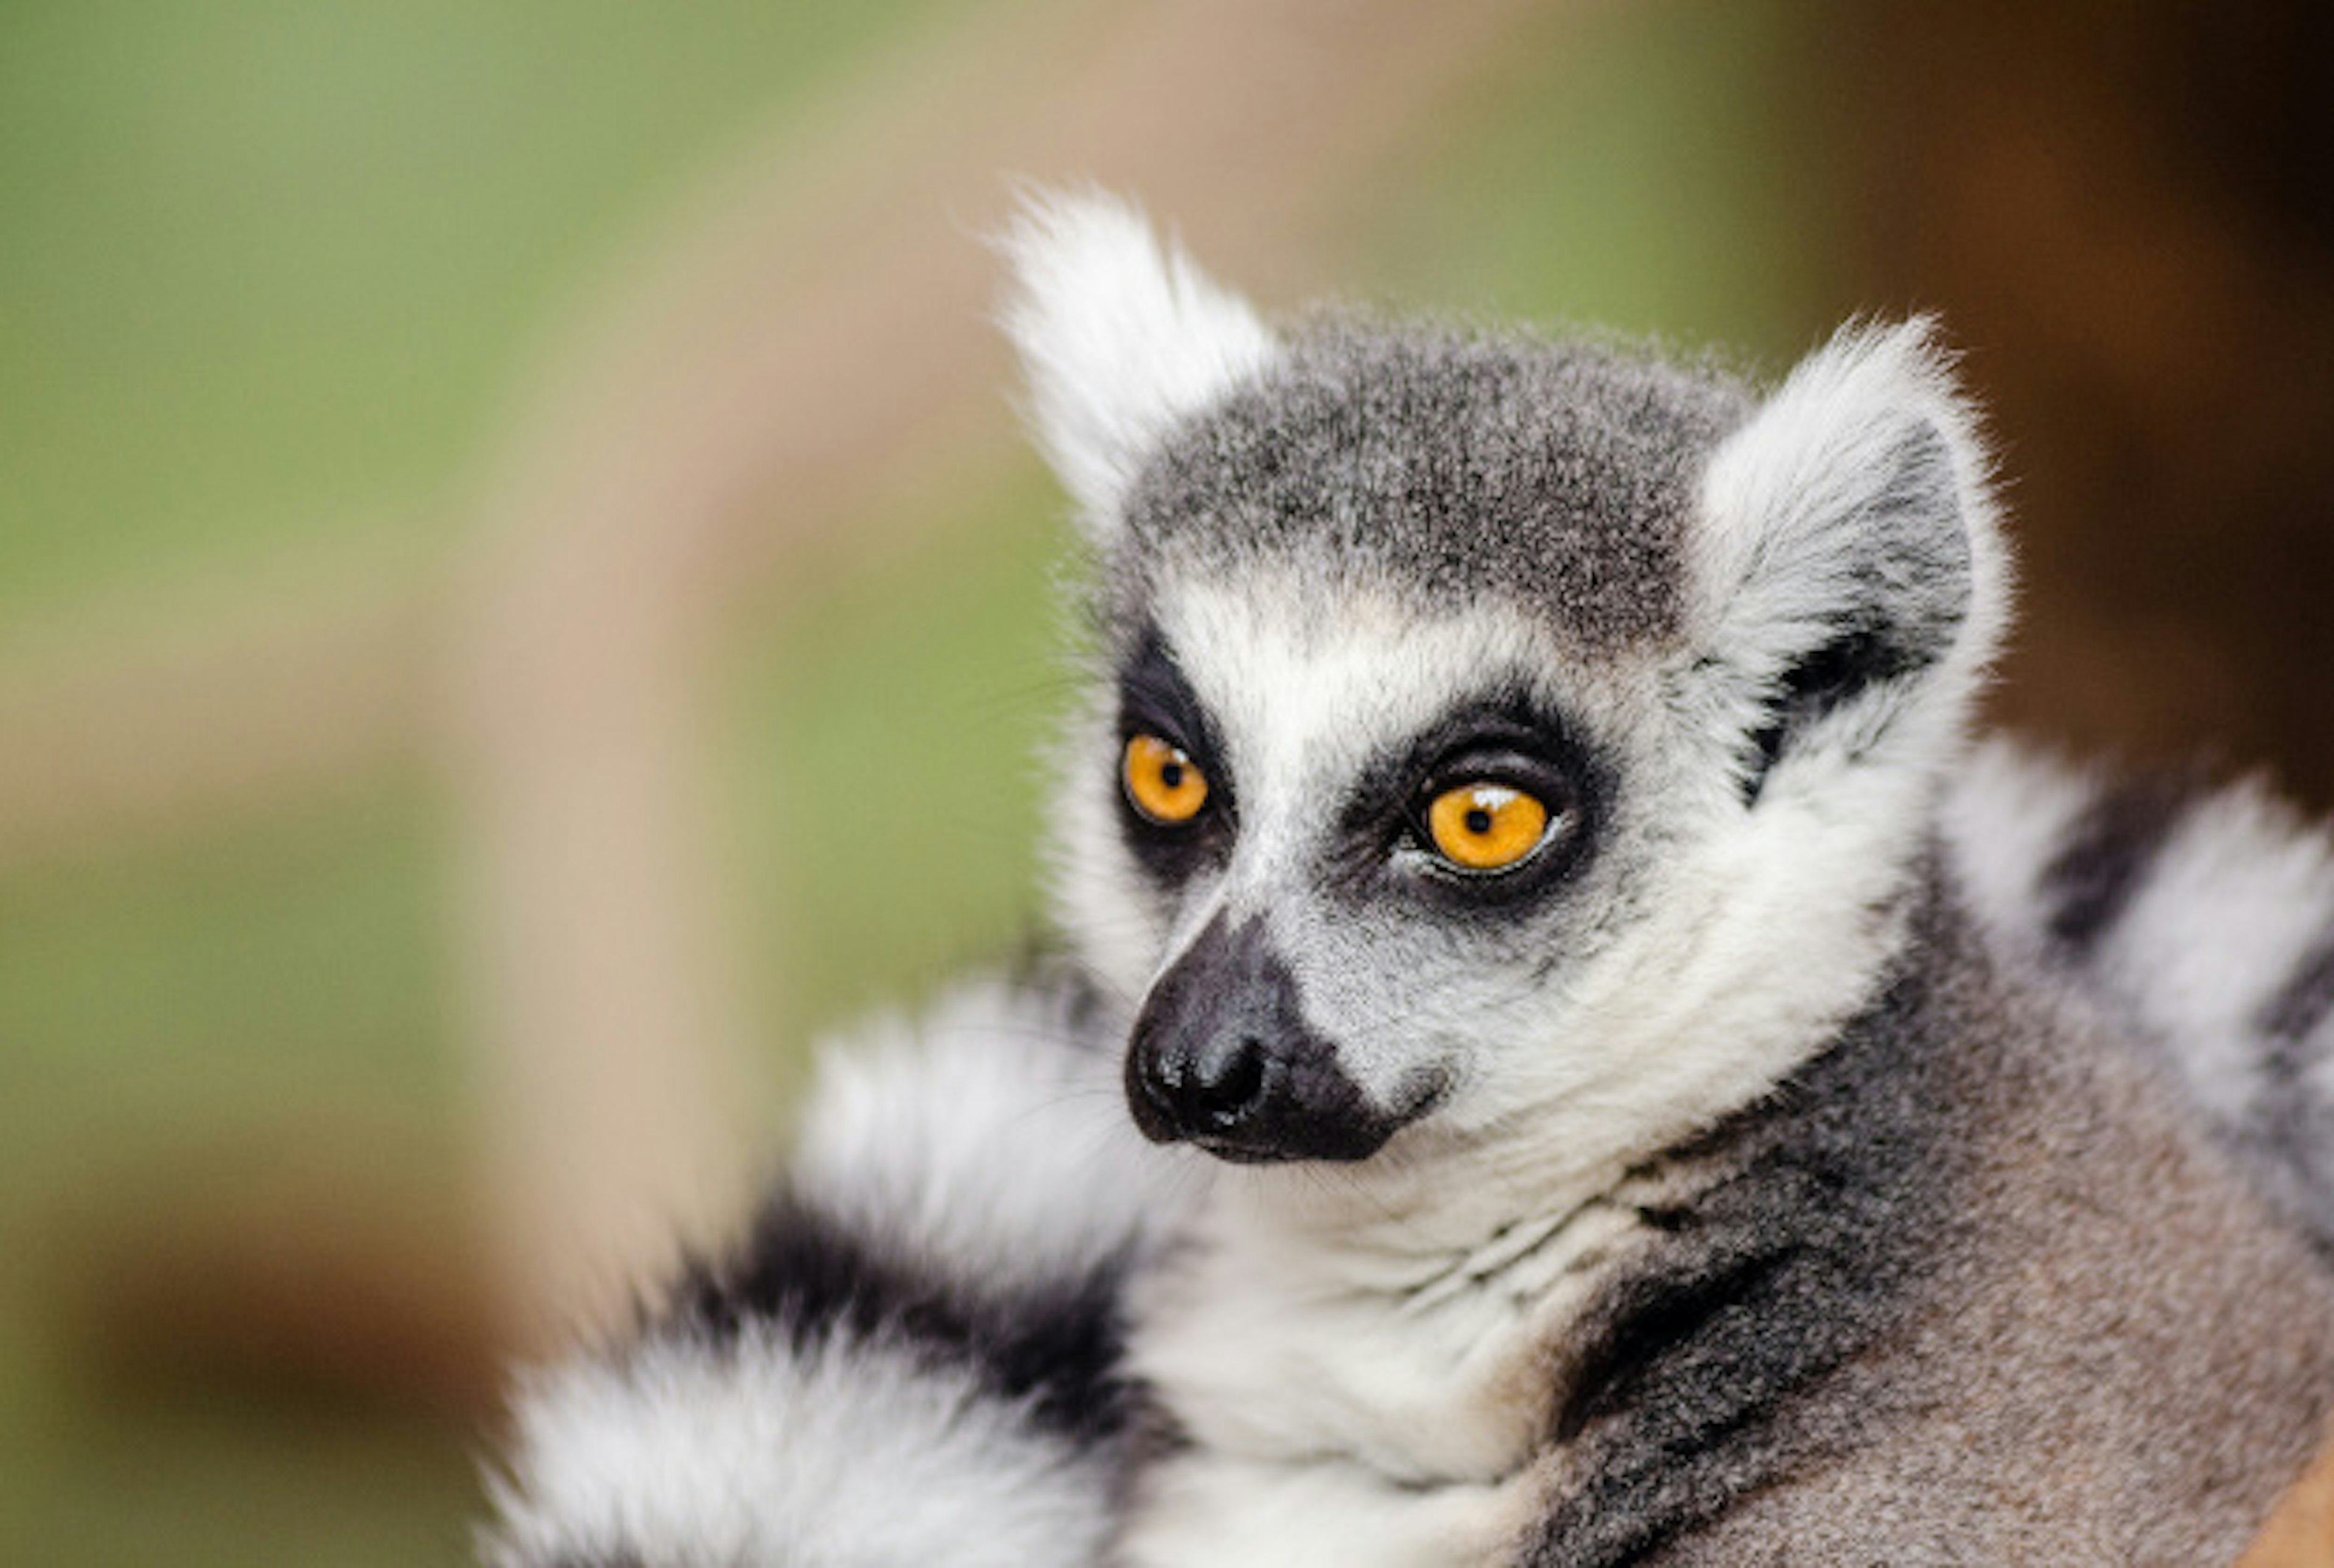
[997, 189, 1278, 542]
[1690, 319, 2010, 802]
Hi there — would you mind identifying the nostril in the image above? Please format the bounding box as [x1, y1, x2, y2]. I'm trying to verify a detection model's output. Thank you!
[1194, 1036, 1270, 1130]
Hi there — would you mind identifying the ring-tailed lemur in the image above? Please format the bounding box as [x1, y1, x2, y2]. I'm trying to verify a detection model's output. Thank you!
[483, 194, 2334, 1567]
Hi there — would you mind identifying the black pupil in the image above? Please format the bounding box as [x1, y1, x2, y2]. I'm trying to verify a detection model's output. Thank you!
[1464, 806, 1493, 835]
[1159, 760, 1185, 791]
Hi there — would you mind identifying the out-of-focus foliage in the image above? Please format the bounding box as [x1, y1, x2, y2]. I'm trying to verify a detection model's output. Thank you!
[0, 0, 945, 615]
[1354, 0, 1839, 354]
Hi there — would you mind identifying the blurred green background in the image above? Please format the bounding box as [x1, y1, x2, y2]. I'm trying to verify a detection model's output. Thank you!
[6, 0, 2330, 1561]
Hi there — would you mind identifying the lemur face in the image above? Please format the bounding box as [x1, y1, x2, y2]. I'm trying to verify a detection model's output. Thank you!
[1090, 573, 1662, 1163]
[1008, 196, 2006, 1169]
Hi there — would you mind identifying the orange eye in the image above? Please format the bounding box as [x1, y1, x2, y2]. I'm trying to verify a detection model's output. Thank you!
[1425, 783, 1551, 872]
[1123, 734, 1210, 825]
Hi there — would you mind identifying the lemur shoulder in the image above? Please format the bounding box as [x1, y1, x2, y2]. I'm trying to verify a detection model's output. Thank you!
[484, 194, 2334, 1568]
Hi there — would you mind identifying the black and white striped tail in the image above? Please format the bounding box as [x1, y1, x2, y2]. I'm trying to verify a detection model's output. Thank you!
[1949, 740, 2334, 1249]
[480, 972, 1179, 1568]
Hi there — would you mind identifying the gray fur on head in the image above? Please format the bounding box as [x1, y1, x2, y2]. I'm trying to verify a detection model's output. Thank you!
[1118, 318, 1751, 652]
[1002, 199, 2008, 825]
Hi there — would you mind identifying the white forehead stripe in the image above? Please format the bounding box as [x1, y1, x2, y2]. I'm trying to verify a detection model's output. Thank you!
[1157, 582, 1568, 892]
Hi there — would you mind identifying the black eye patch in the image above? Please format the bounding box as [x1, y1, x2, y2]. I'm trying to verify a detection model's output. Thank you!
[1116, 629, 1214, 756]
[1332, 689, 1606, 910]
[1114, 628, 1235, 880]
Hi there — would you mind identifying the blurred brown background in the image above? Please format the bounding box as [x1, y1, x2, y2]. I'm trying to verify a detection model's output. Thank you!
[1, 1, 2328, 1562]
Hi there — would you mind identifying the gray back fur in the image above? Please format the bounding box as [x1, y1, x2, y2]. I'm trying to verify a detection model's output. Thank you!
[1950, 743, 2334, 1262]
[1527, 867, 2334, 1564]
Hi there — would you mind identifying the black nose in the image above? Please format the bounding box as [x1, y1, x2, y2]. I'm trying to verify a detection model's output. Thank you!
[1135, 1030, 1275, 1138]
[1124, 913, 1415, 1163]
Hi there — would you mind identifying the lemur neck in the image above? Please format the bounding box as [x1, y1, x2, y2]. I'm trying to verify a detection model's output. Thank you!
[1211, 1122, 1648, 1298]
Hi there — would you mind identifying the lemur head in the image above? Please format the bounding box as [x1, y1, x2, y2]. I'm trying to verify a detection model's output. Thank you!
[1003, 194, 2007, 1174]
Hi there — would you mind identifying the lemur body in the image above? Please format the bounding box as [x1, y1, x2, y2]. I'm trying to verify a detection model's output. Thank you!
[484, 198, 2334, 1567]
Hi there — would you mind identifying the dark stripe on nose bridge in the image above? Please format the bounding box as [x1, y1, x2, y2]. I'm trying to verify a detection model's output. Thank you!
[2039, 772, 2198, 957]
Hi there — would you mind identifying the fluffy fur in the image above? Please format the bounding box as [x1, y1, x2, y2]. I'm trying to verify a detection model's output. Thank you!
[1950, 741, 2334, 1251]
[999, 188, 1276, 530]
[483, 976, 1183, 1568]
[483, 195, 2334, 1566]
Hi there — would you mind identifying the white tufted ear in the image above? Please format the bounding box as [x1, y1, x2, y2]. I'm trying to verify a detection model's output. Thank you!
[1691, 318, 2011, 800]
[997, 189, 1278, 541]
